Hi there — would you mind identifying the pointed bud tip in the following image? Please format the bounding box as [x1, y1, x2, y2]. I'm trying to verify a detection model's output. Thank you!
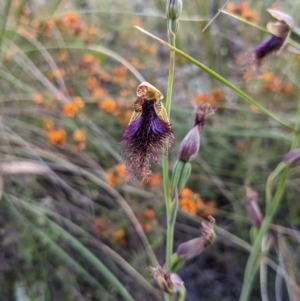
[194, 103, 215, 127]
[166, 0, 183, 21]
[178, 126, 200, 162]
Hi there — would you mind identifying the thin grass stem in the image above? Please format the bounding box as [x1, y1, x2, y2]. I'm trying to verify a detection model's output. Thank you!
[163, 14, 177, 301]
[239, 91, 300, 301]
[134, 26, 293, 131]
[6, 194, 135, 301]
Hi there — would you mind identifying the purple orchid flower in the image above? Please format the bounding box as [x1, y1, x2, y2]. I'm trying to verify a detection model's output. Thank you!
[121, 82, 174, 181]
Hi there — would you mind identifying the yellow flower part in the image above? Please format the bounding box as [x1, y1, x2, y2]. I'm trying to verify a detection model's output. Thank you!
[99, 70, 111, 82]
[88, 25, 98, 35]
[62, 103, 78, 117]
[211, 88, 224, 102]
[144, 208, 155, 221]
[62, 12, 80, 26]
[226, 2, 236, 13]
[115, 163, 126, 178]
[73, 129, 86, 143]
[48, 68, 65, 80]
[82, 53, 94, 64]
[262, 72, 273, 83]
[113, 228, 125, 240]
[145, 172, 161, 188]
[85, 76, 98, 90]
[106, 163, 127, 187]
[181, 187, 193, 198]
[118, 110, 133, 126]
[43, 118, 54, 132]
[99, 99, 117, 114]
[48, 128, 66, 146]
[180, 187, 216, 217]
[92, 87, 108, 101]
[194, 93, 213, 105]
[33, 93, 43, 104]
[180, 198, 198, 215]
[120, 89, 131, 98]
[199, 200, 216, 218]
[58, 50, 68, 62]
[73, 96, 84, 108]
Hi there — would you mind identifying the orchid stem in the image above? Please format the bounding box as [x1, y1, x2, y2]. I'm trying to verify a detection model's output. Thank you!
[163, 30, 176, 301]
[165, 32, 176, 116]
[165, 30, 176, 265]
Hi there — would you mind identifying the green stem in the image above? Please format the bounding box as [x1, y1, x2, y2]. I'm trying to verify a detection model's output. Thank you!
[163, 29, 176, 301]
[165, 32, 176, 116]
[239, 91, 300, 301]
[165, 30, 176, 268]
[291, 92, 300, 149]
[239, 170, 289, 301]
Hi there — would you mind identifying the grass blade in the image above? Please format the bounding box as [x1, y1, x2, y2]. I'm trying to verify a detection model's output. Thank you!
[6, 194, 135, 301]
[135, 26, 292, 130]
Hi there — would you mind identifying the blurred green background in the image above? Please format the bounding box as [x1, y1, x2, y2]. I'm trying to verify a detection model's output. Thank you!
[0, 0, 300, 300]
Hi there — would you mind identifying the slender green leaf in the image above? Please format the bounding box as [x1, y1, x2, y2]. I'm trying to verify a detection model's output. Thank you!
[135, 26, 292, 130]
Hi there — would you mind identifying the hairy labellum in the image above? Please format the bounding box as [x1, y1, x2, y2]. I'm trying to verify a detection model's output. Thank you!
[121, 97, 174, 181]
[254, 35, 284, 60]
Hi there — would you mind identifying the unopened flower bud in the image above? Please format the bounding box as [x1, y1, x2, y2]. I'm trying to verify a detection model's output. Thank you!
[149, 266, 185, 294]
[178, 103, 215, 162]
[166, 0, 182, 35]
[178, 126, 200, 162]
[283, 148, 300, 167]
[166, 0, 182, 21]
[244, 187, 263, 228]
[171, 160, 191, 195]
[171, 216, 215, 271]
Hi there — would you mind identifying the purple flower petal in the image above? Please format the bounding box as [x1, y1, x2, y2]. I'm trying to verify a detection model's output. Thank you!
[178, 126, 200, 162]
[121, 100, 174, 181]
[254, 35, 284, 60]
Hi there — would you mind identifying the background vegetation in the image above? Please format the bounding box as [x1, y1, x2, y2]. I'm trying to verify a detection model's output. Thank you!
[0, 0, 299, 300]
